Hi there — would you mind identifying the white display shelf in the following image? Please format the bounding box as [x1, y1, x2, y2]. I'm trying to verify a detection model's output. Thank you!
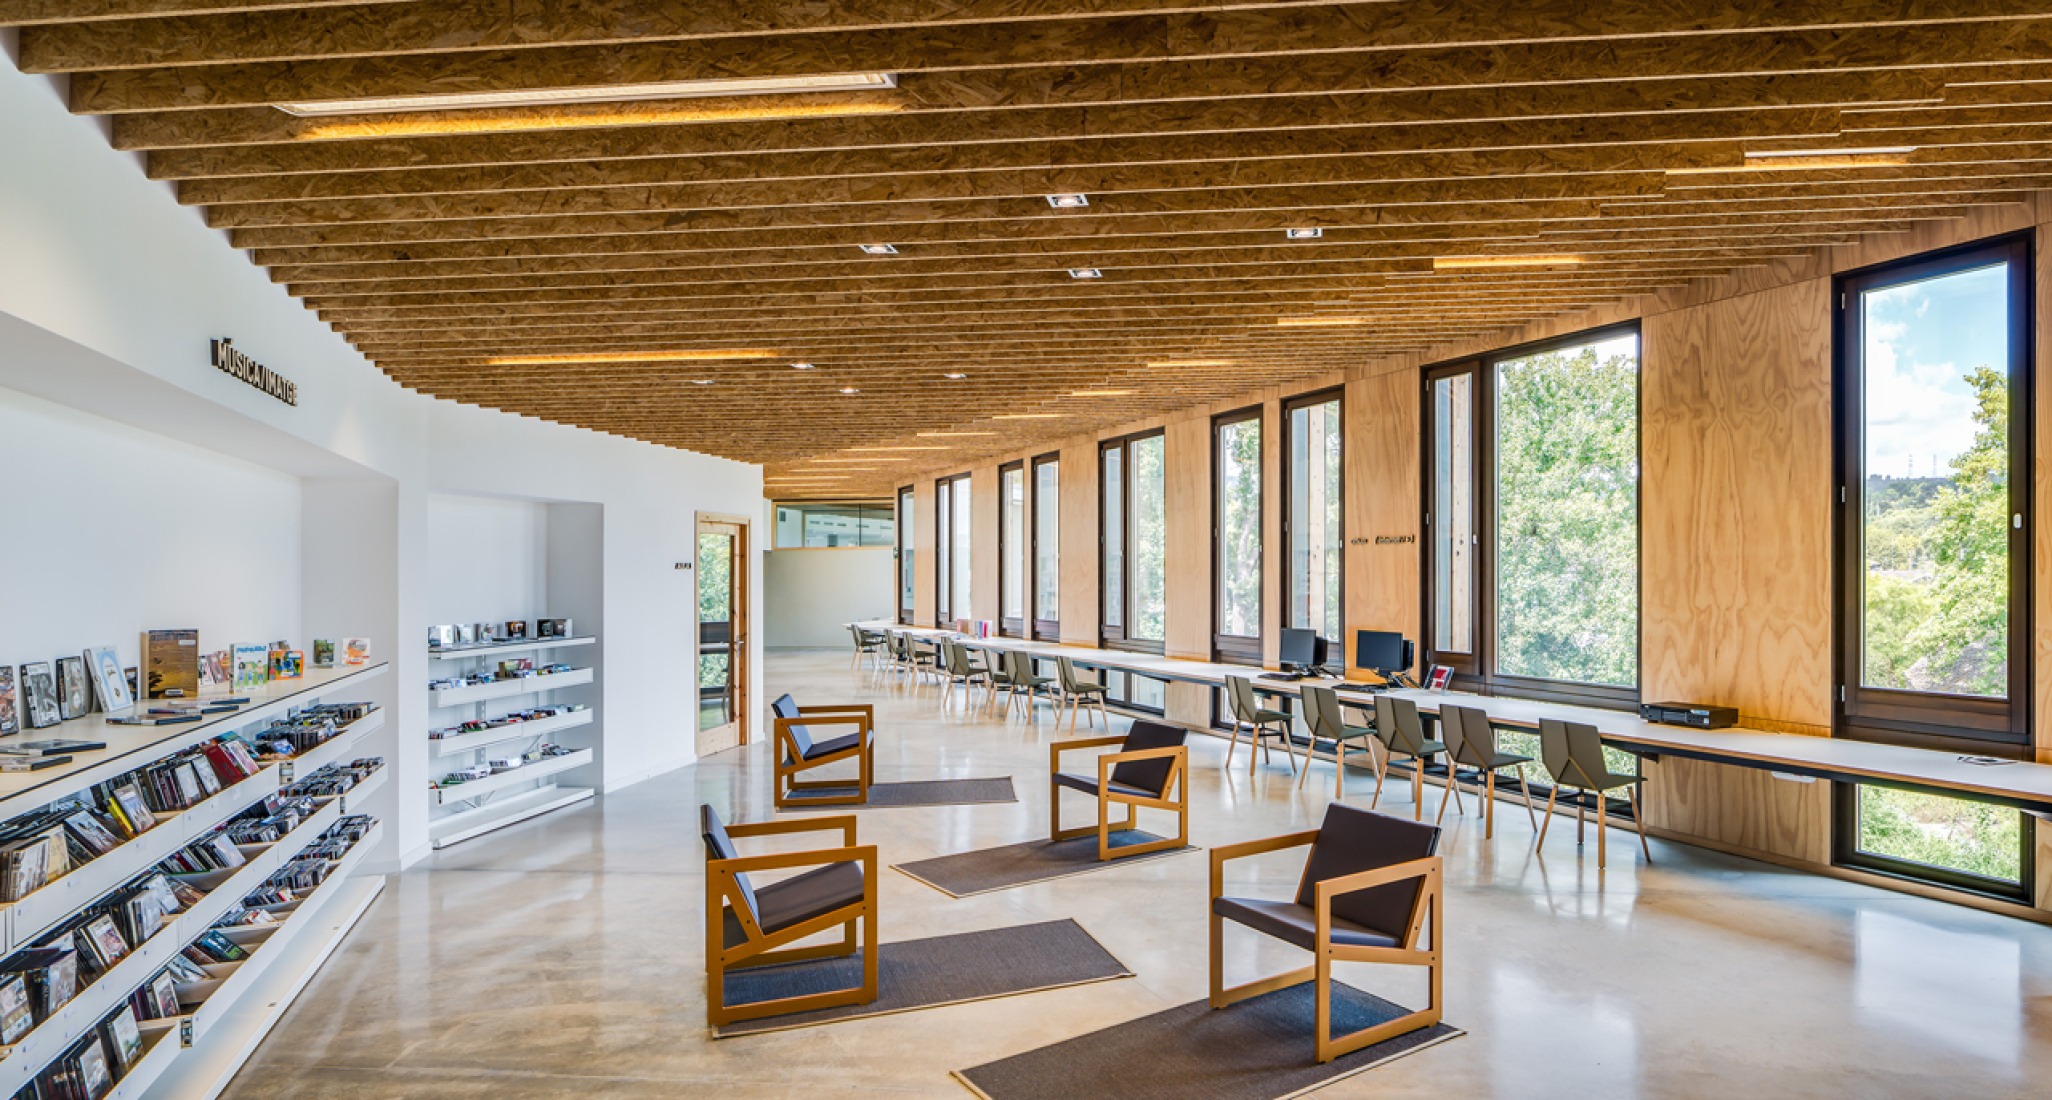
[428, 666, 591, 708]
[432, 749, 593, 806]
[275, 708, 383, 783]
[106, 1022, 180, 1100]
[0, 663, 388, 817]
[431, 784, 593, 849]
[171, 798, 343, 943]
[337, 766, 388, 813]
[428, 636, 594, 661]
[429, 709, 592, 757]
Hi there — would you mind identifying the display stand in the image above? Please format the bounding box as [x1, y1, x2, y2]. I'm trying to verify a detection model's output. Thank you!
[427, 638, 597, 849]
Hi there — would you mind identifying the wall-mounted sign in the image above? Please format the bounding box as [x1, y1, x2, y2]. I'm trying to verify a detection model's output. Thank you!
[210, 338, 298, 406]
[1373, 535, 1416, 545]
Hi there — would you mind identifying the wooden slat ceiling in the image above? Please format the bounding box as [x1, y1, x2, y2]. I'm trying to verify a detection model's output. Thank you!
[9, 2, 2052, 496]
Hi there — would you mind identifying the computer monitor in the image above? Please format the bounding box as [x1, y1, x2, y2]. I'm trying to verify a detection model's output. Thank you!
[1279, 627, 1319, 669]
[1354, 630, 1415, 677]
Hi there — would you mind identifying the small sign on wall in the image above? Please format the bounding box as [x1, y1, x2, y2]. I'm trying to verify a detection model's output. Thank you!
[210, 338, 298, 406]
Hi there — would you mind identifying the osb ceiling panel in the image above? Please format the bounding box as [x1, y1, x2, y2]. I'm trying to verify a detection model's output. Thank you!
[8, 0, 2052, 495]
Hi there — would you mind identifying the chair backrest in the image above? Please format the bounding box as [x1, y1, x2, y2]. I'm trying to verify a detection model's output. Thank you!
[1538, 718, 1606, 789]
[1004, 649, 1031, 684]
[1443, 705, 1494, 768]
[1374, 694, 1426, 755]
[889, 632, 908, 659]
[1225, 675, 1259, 723]
[848, 624, 864, 650]
[1057, 656, 1089, 693]
[770, 693, 813, 757]
[700, 805, 762, 930]
[1295, 802, 1440, 941]
[1111, 719, 1188, 796]
[1301, 685, 1342, 743]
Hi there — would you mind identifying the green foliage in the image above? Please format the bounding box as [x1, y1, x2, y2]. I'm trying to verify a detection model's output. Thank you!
[1858, 785, 2020, 882]
[1218, 418, 1263, 636]
[1494, 345, 1639, 686]
[697, 532, 733, 691]
[1130, 435, 1168, 641]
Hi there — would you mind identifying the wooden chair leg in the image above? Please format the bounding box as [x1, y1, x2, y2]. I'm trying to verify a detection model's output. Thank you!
[1597, 789, 1609, 868]
[1435, 766, 1457, 825]
[1516, 765, 1539, 829]
[1631, 786, 1652, 861]
[1368, 744, 1387, 810]
[1333, 741, 1346, 800]
[1484, 770, 1496, 839]
[1278, 723, 1300, 774]
[1410, 756, 1423, 821]
[1224, 722, 1241, 769]
[1537, 785, 1559, 849]
[1095, 696, 1108, 729]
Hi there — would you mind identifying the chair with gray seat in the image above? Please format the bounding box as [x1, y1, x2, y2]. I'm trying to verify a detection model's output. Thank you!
[1371, 695, 1445, 820]
[1297, 685, 1385, 800]
[848, 624, 887, 671]
[937, 639, 994, 713]
[1224, 674, 1298, 778]
[1209, 802, 1444, 1063]
[1536, 718, 1649, 867]
[770, 693, 875, 808]
[1056, 656, 1112, 733]
[701, 805, 878, 1026]
[1435, 704, 1540, 839]
[1049, 719, 1189, 861]
[992, 648, 1060, 720]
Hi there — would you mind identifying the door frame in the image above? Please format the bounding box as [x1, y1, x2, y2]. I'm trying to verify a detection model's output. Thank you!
[696, 512, 752, 752]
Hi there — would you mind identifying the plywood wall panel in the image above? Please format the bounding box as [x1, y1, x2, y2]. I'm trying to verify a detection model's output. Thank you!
[1641, 756, 1831, 865]
[970, 464, 1000, 624]
[1343, 369, 1423, 676]
[1059, 439, 1100, 644]
[1165, 416, 1212, 659]
[1641, 279, 1833, 734]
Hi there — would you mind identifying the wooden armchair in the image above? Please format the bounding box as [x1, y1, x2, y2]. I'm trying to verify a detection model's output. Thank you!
[701, 805, 878, 1027]
[771, 692, 875, 808]
[1049, 719, 1188, 861]
[1209, 803, 1442, 1063]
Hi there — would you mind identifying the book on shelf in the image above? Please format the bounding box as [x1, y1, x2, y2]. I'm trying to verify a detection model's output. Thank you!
[0, 665, 17, 736]
[55, 656, 90, 721]
[84, 645, 133, 713]
[0, 972, 33, 1045]
[231, 642, 270, 693]
[141, 628, 200, 700]
[20, 660, 62, 730]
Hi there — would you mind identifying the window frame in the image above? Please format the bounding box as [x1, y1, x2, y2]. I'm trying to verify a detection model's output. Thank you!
[1212, 405, 1265, 666]
[1100, 428, 1167, 654]
[934, 472, 971, 625]
[1282, 387, 1346, 670]
[1832, 233, 2034, 754]
[895, 485, 914, 624]
[1031, 451, 1062, 640]
[1831, 782, 2033, 902]
[998, 460, 1027, 637]
[1419, 321, 1644, 708]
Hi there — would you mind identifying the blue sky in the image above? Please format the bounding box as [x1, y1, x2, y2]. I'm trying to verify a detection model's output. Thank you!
[1863, 262, 2009, 480]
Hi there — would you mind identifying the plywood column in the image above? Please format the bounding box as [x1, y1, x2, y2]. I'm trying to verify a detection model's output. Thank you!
[1343, 370, 1422, 676]
[970, 465, 1000, 624]
[1059, 439, 1100, 644]
[1164, 416, 1212, 660]
[912, 480, 936, 627]
[1260, 400, 1283, 668]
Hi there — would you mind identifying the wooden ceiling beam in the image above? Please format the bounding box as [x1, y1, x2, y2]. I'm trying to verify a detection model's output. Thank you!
[0, 0, 401, 28]
[58, 7, 2052, 113]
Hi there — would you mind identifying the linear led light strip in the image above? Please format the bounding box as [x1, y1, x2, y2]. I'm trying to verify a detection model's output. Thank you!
[480, 349, 778, 366]
[278, 73, 898, 117]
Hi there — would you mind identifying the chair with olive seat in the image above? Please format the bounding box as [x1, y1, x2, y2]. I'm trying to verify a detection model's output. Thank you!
[848, 624, 887, 671]
[1056, 657, 1112, 733]
[701, 805, 878, 1027]
[1296, 685, 1385, 800]
[1224, 674, 1298, 778]
[1209, 802, 1444, 1064]
[992, 649, 1061, 720]
[1436, 704, 1539, 839]
[937, 640, 994, 713]
[1050, 719, 1189, 861]
[1370, 695, 1445, 821]
[1535, 718, 1651, 867]
[770, 693, 876, 808]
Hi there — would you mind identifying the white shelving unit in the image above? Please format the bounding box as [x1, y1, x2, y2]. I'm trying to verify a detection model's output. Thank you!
[428, 631, 597, 849]
[0, 663, 389, 1099]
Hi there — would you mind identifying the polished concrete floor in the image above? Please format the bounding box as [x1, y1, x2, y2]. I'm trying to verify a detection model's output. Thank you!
[225, 650, 2052, 1098]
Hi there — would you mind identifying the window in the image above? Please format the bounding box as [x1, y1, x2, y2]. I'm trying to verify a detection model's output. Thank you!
[772, 501, 894, 548]
[999, 462, 1026, 635]
[935, 473, 971, 624]
[1033, 454, 1061, 639]
[1214, 408, 1263, 664]
[1836, 236, 2030, 750]
[896, 486, 914, 624]
[1831, 236, 2031, 900]
[1285, 391, 1343, 663]
[1423, 324, 1641, 705]
[1101, 430, 1166, 650]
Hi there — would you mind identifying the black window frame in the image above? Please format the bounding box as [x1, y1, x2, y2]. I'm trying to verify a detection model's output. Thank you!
[1830, 782, 2033, 903]
[1212, 405, 1266, 666]
[1419, 321, 1644, 709]
[997, 459, 1027, 637]
[935, 472, 971, 625]
[1282, 386, 1346, 671]
[1031, 451, 1062, 640]
[1831, 232, 2033, 754]
[1100, 428, 1167, 654]
[895, 484, 915, 624]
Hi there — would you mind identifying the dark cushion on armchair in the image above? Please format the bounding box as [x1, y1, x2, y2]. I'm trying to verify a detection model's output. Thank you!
[722, 860, 866, 948]
[701, 805, 761, 925]
[1211, 897, 1401, 951]
[1294, 803, 1440, 942]
[1107, 720, 1187, 796]
[1052, 772, 1161, 800]
[770, 693, 815, 758]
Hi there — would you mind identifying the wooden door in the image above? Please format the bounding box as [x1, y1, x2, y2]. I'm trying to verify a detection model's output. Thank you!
[696, 518, 749, 756]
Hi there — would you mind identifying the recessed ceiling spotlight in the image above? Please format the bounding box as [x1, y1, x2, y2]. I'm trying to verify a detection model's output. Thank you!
[689, 379, 716, 385]
[1285, 227, 1324, 239]
[839, 387, 861, 395]
[790, 362, 815, 370]
[277, 72, 900, 117]
[1046, 193, 1090, 208]
[942, 372, 967, 380]
[1068, 268, 1104, 279]
[858, 244, 899, 255]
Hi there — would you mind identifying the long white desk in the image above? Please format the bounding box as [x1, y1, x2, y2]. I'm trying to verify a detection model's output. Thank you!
[860, 621, 2052, 815]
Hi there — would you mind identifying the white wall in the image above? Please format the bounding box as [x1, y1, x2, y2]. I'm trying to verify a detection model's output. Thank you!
[425, 493, 550, 628]
[766, 548, 895, 648]
[0, 53, 764, 870]
[0, 386, 301, 667]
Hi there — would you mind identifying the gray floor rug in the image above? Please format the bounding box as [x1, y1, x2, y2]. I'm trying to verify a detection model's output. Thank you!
[954, 981, 1462, 1100]
[712, 918, 1130, 1037]
[779, 777, 1016, 810]
[894, 830, 1196, 897]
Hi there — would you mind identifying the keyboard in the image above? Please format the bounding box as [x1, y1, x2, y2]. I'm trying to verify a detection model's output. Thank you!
[1333, 681, 1384, 694]
[1257, 672, 1302, 682]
